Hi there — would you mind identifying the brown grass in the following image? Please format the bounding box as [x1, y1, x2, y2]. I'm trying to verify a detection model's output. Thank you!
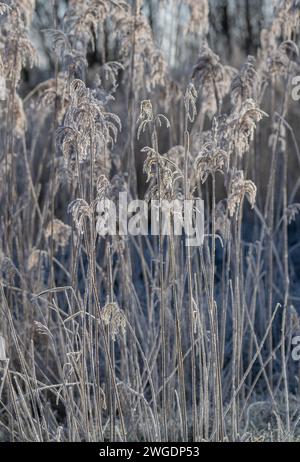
[0, 0, 300, 442]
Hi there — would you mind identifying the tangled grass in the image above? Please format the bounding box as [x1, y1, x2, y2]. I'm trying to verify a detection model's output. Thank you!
[0, 0, 300, 442]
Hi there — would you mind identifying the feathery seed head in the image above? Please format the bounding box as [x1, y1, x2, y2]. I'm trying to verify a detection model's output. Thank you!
[45, 219, 72, 250]
[101, 302, 126, 341]
[232, 99, 268, 157]
[228, 170, 257, 218]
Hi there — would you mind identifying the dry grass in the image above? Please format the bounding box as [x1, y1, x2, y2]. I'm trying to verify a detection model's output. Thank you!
[0, 0, 300, 442]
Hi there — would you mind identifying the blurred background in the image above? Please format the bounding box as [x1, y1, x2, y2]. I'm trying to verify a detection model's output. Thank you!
[24, 0, 275, 88]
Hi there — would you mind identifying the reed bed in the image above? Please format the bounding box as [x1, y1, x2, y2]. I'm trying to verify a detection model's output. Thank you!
[0, 0, 300, 442]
